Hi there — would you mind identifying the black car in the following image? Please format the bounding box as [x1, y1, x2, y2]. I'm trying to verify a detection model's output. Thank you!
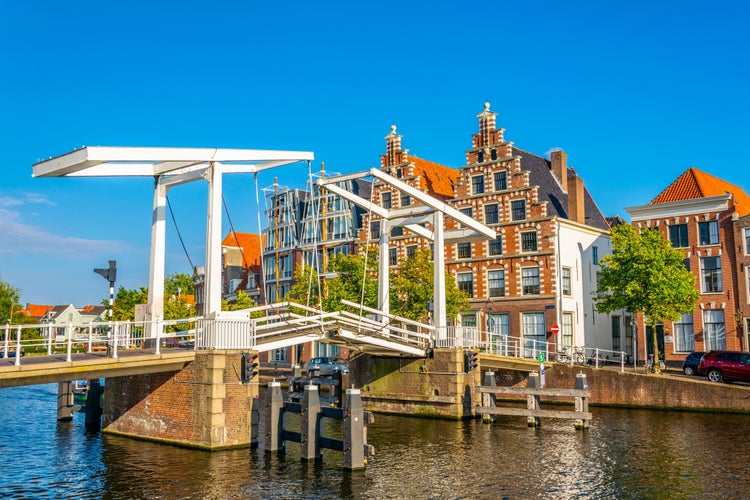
[682, 351, 706, 376]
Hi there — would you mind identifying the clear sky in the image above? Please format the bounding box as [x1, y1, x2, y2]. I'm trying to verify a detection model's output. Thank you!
[1, 0, 749, 307]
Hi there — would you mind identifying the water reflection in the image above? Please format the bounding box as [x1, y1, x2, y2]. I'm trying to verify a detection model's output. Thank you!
[1, 384, 750, 498]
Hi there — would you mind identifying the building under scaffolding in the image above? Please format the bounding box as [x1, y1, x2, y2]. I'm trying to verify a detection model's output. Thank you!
[261, 174, 370, 359]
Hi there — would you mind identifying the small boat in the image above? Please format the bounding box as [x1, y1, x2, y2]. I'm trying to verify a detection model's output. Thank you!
[73, 380, 88, 406]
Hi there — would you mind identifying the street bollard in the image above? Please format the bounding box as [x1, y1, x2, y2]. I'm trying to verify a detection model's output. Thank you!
[264, 381, 284, 452]
[301, 385, 321, 460]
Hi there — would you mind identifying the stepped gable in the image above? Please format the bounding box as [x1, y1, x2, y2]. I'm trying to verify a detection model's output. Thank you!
[649, 167, 750, 216]
[514, 147, 609, 231]
[407, 155, 458, 199]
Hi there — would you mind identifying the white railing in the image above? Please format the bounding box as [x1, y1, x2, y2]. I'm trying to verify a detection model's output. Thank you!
[1, 313, 630, 374]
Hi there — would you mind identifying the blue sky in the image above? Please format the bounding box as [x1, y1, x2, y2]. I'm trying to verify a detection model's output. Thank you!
[1, 1, 748, 307]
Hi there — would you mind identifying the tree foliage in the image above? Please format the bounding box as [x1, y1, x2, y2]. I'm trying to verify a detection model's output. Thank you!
[595, 224, 699, 371]
[286, 250, 379, 312]
[0, 279, 22, 324]
[286, 248, 469, 323]
[390, 248, 470, 321]
[110, 273, 195, 321]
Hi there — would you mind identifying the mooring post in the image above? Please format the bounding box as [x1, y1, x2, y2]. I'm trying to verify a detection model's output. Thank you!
[574, 373, 589, 430]
[57, 381, 74, 421]
[343, 388, 365, 470]
[301, 384, 321, 461]
[527, 372, 541, 427]
[481, 371, 497, 423]
[264, 381, 284, 452]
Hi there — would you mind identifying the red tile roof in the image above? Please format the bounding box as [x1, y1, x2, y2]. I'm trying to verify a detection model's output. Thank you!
[222, 232, 266, 269]
[24, 304, 54, 318]
[650, 167, 750, 216]
[408, 155, 458, 198]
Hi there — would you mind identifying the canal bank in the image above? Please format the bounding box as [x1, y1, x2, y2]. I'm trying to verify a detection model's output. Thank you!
[350, 350, 750, 418]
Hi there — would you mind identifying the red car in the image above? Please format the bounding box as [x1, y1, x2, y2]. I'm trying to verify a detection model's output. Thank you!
[697, 350, 750, 383]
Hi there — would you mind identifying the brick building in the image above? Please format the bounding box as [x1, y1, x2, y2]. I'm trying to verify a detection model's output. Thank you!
[626, 167, 750, 361]
[366, 103, 616, 356]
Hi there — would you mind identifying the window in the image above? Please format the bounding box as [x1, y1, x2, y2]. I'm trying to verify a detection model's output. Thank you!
[457, 272, 474, 298]
[396, 168, 402, 178]
[389, 248, 397, 266]
[390, 226, 404, 237]
[488, 269, 505, 297]
[472, 175, 485, 195]
[562, 267, 572, 296]
[477, 151, 484, 163]
[370, 221, 380, 240]
[407, 245, 416, 259]
[511, 199, 526, 220]
[669, 224, 689, 248]
[460, 207, 473, 217]
[491, 149, 497, 161]
[522, 312, 546, 357]
[494, 171, 508, 191]
[457, 242, 471, 259]
[271, 348, 287, 362]
[381, 192, 392, 209]
[461, 313, 477, 327]
[521, 231, 538, 252]
[745, 227, 750, 255]
[522, 267, 540, 295]
[698, 221, 719, 245]
[400, 193, 411, 207]
[703, 309, 726, 350]
[674, 312, 695, 352]
[484, 204, 499, 224]
[562, 312, 574, 347]
[488, 313, 509, 336]
[488, 235, 503, 256]
[592, 246, 599, 265]
[701, 256, 722, 293]
[612, 316, 621, 351]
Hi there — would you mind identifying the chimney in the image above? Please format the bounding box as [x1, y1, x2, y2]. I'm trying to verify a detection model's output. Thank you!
[551, 150, 568, 192]
[567, 169, 585, 224]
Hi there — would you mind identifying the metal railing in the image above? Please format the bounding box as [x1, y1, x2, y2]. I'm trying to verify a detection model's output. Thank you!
[1, 312, 631, 374]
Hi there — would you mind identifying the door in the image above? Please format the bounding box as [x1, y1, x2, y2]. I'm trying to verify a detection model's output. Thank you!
[645, 323, 665, 358]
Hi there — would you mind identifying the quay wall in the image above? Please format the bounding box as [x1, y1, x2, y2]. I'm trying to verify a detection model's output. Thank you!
[103, 350, 259, 449]
[352, 351, 750, 417]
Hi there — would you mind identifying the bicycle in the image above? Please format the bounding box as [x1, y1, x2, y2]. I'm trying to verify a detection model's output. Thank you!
[554, 345, 586, 365]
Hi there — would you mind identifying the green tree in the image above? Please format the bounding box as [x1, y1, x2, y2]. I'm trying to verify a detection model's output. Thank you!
[111, 286, 149, 321]
[165, 273, 195, 297]
[595, 224, 699, 373]
[390, 248, 470, 322]
[286, 251, 379, 312]
[230, 290, 254, 310]
[0, 279, 22, 324]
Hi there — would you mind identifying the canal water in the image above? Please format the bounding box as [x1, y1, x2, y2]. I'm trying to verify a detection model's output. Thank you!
[1, 383, 749, 499]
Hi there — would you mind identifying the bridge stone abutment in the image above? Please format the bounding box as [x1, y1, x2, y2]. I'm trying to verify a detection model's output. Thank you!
[102, 350, 259, 450]
[350, 348, 480, 419]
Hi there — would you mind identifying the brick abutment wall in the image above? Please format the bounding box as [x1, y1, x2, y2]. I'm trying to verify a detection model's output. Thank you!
[103, 350, 259, 449]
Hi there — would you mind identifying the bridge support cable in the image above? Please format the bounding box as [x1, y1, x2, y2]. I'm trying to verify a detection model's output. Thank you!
[166, 195, 195, 271]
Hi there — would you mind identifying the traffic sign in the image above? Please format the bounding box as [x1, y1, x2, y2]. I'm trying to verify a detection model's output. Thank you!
[550, 324, 560, 335]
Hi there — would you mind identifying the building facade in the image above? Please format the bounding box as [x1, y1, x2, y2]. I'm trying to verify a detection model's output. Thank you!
[626, 168, 750, 361]
[365, 103, 616, 356]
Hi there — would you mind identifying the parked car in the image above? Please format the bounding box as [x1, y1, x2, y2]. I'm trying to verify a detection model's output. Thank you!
[681, 351, 706, 376]
[306, 357, 349, 376]
[698, 350, 750, 383]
